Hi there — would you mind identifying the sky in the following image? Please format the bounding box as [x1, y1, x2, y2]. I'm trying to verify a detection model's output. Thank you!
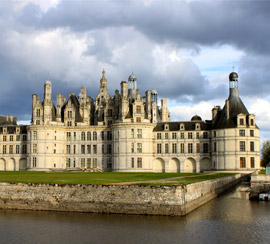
[0, 0, 270, 143]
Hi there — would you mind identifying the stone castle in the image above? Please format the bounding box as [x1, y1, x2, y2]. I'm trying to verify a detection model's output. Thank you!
[0, 70, 260, 172]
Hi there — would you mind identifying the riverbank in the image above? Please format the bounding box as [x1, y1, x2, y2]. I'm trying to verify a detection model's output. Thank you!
[0, 173, 242, 216]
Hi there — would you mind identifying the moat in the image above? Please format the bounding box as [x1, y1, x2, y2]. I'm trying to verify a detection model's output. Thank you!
[0, 183, 269, 244]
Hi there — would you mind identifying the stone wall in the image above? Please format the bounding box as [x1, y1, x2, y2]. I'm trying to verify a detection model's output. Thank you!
[0, 174, 241, 216]
[250, 175, 270, 199]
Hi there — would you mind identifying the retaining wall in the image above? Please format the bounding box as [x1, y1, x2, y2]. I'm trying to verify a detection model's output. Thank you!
[250, 175, 270, 199]
[0, 174, 241, 216]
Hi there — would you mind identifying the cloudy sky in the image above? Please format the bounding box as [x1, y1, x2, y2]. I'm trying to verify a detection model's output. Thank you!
[0, 0, 270, 142]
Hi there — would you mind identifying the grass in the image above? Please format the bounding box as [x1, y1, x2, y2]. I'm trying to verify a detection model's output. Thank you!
[259, 170, 266, 174]
[0, 171, 204, 185]
[137, 173, 237, 186]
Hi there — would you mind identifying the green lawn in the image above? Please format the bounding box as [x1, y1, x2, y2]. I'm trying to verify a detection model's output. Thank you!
[259, 170, 266, 174]
[0, 171, 203, 185]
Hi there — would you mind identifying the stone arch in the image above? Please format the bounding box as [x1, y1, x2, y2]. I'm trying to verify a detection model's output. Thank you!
[0, 158, 6, 171]
[153, 158, 165, 173]
[184, 157, 196, 173]
[169, 158, 180, 173]
[19, 158, 27, 171]
[200, 157, 212, 172]
[6, 158, 15, 171]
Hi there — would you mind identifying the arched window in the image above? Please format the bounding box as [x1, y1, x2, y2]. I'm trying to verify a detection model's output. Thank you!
[93, 131, 97, 140]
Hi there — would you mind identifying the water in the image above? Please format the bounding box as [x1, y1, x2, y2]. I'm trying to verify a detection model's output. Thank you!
[0, 184, 270, 244]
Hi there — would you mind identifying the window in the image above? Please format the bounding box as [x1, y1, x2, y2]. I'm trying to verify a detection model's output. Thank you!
[240, 157, 246, 168]
[3, 145, 6, 154]
[165, 133, 168, 139]
[22, 145, 27, 154]
[66, 158, 71, 168]
[33, 131, 37, 140]
[203, 143, 209, 153]
[251, 119, 254, 126]
[165, 144, 169, 153]
[93, 145, 97, 154]
[240, 141, 245, 152]
[54, 149, 56, 154]
[137, 143, 142, 153]
[157, 133, 161, 139]
[67, 121, 72, 126]
[81, 132, 85, 141]
[87, 132, 91, 141]
[81, 145, 85, 154]
[9, 145, 13, 154]
[240, 118, 244, 125]
[250, 157, 255, 168]
[10, 135, 13, 141]
[33, 144, 37, 153]
[87, 158, 91, 168]
[36, 120, 40, 125]
[101, 131, 105, 141]
[16, 135, 20, 141]
[181, 133, 184, 139]
[172, 143, 177, 153]
[131, 158, 134, 168]
[157, 144, 162, 154]
[3, 136, 6, 141]
[107, 131, 112, 140]
[213, 131, 216, 138]
[108, 109, 113, 117]
[136, 117, 141, 122]
[74, 132, 76, 140]
[131, 129, 134, 138]
[67, 132, 71, 141]
[66, 145, 71, 154]
[36, 109, 40, 117]
[93, 132, 97, 140]
[16, 145, 20, 154]
[214, 142, 217, 152]
[250, 142, 255, 152]
[136, 105, 141, 114]
[93, 158, 97, 168]
[188, 132, 192, 139]
[250, 130, 254, 137]
[137, 158, 142, 168]
[107, 144, 112, 154]
[81, 158, 85, 168]
[203, 132, 208, 139]
[188, 143, 193, 153]
[68, 111, 72, 118]
[239, 130, 245, 136]
[172, 133, 177, 139]
[131, 143, 134, 153]
[137, 129, 142, 139]
[180, 143, 184, 154]
[87, 145, 91, 154]
[33, 157, 37, 168]
[73, 145, 76, 154]
[196, 143, 200, 153]
[196, 132, 199, 139]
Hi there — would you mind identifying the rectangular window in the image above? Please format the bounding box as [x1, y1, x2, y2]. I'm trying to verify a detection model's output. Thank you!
[66, 158, 71, 168]
[81, 145, 85, 154]
[250, 141, 255, 152]
[108, 109, 113, 117]
[107, 131, 112, 140]
[131, 129, 134, 138]
[33, 144, 37, 153]
[81, 132, 85, 141]
[66, 132, 71, 141]
[203, 132, 208, 139]
[240, 157, 246, 168]
[22, 145, 27, 154]
[87, 132, 91, 141]
[172, 133, 177, 139]
[165, 144, 169, 153]
[3, 145, 6, 154]
[137, 143, 142, 153]
[131, 143, 134, 153]
[251, 119, 254, 126]
[239, 130, 245, 136]
[157, 133, 161, 139]
[73, 132, 76, 140]
[87, 145, 91, 154]
[33, 157, 37, 168]
[165, 133, 168, 139]
[33, 131, 37, 140]
[136, 105, 141, 114]
[180, 143, 184, 154]
[16, 135, 20, 141]
[107, 144, 112, 154]
[136, 117, 141, 122]
[9, 145, 13, 154]
[36, 120, 40, 125]
[93, 132, 97, 140]
[68, 111, 72, 118]
[240, 141, 245, 152]
[137, 158, 142, 168]
[180, 133, 184, 139]
[214, 142, 217, 152]
[73, 145, 76, 154]
[172, 143, 177, 153]
[240, 118, 244, 125]
[81, 158, 85, 168]
[137, 129, 142, 139]
[188, 143, 193, 153]
[10, 135, 13, 141]
[66, 145, 71, 154]
[213, 131, 216, 138]
[102, 145, 105, 154]
[196, 143, 200, 153]
[157, 144, 162, 154]
[131, 158, 134, 168]
[36, 109, 40, 117]
[16, 145, 20, 154]
[101, 131, 105, 140]
[250, 130, 254, 137]
[93, 158, 97, 168]
[188, 132, 192, 139]
[250, 157, 255, 168]
[3, 136, 6, 141]
[203, 143, 209, 153]
[87, 158, 91, 168]
[93, 145, 97, 154]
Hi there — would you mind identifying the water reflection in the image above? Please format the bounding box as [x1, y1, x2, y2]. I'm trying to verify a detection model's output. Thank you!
[0, 184, 270, 244]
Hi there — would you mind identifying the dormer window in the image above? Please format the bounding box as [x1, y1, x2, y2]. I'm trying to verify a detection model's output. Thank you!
[251, 119, 254, 126]
[240, 118, 244, 125]
[165, 124, 169, 131]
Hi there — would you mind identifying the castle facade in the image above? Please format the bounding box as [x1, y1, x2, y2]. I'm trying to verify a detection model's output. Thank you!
[0, 71, 260, 172]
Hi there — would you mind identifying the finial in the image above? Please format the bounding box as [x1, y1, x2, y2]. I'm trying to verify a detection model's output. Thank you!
[232, 66, 235, 72]
[132, 68, 133, 75]
[47, 71, 50, 80]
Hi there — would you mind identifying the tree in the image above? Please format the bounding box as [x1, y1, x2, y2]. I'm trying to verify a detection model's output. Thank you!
[261, 140, 270, 168]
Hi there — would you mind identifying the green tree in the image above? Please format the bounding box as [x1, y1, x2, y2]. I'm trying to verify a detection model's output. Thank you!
[261, 140, 270, 168]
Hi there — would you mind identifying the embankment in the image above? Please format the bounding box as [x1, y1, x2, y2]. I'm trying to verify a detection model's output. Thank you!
[0, 174, 241, 216]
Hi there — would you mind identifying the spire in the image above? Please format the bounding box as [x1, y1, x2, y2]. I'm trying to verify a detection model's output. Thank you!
[100, 68, 107, 88]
